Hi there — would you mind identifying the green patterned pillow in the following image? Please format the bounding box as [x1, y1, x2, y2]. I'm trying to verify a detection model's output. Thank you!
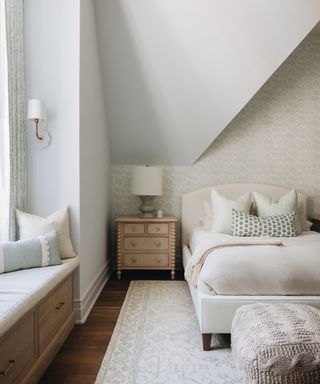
[232, 209, 297, 237]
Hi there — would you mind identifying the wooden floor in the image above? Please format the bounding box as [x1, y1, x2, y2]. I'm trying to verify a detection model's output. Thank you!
[40, 270, 183, 383]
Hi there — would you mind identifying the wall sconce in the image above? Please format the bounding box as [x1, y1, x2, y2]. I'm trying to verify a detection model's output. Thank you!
[27, 99, 51, 148]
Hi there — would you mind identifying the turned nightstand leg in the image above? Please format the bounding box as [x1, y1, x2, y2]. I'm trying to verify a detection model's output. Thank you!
[170, 221, 176, 281]
[116, 222, 122, 281]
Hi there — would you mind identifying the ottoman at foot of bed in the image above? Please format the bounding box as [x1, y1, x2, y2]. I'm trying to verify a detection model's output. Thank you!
[232, 303, 320, 384]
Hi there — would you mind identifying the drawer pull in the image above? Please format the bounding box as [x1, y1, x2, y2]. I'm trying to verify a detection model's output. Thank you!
[156, 226, 160, 231]
[131, 257, 137, 263]
[130, 240, 137, 247]
[155, 256, 162, 264]
[131, 226, 136, 232]
[0, 360, 16, 376]
[55, 302, 65, 310]
[155, 241, 161, 247]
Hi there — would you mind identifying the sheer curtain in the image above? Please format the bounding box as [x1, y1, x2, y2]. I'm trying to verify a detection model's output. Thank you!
[0, 0, 27, 241]
[0, 0, 10, 241]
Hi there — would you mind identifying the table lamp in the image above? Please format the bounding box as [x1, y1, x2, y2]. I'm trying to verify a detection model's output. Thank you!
[131, 166, 162, 217]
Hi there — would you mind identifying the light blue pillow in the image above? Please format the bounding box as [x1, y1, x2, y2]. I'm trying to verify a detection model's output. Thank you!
[0, 231, 62, 274]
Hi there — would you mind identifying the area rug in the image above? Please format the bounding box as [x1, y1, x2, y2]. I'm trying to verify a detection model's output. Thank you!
[95, 281, 241, 384]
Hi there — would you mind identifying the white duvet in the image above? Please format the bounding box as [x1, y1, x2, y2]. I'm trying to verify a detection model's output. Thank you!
[187, 229, 320, 296]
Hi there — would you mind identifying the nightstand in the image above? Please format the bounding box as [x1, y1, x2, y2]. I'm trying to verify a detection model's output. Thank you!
[115, 216, 177, 280]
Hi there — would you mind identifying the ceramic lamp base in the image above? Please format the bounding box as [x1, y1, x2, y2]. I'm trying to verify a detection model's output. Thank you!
[139, 196, 157, 217]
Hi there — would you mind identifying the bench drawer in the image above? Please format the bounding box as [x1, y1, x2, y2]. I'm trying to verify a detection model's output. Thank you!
[39, 277, 73, 353]
[0, 312, 36, 384]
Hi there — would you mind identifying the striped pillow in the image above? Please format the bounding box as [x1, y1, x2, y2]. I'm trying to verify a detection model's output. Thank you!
[232, 209, 297, 237]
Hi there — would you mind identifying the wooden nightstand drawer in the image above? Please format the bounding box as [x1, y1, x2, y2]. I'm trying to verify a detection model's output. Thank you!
[0, 312, 36, 384]
[124, 237, 169, 251]
[123, 253, 169, 267]
[147, 223, 169, 235]
[124, 223, 145, 235]
[38, 277, 73, 353]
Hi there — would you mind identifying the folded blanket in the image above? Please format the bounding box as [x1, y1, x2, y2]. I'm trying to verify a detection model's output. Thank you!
[185, 236, 283, 287]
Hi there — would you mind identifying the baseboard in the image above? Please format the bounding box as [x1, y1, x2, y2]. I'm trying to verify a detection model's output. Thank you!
[74, 258, 111, 324]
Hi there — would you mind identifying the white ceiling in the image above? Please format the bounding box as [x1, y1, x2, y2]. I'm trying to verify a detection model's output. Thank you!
[94, 0, 320, 165]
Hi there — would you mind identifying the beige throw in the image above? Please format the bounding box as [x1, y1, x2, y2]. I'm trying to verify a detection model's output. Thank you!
[185, 237, 283, 287]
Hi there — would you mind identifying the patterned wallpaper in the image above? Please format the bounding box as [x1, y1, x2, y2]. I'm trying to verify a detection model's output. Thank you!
[111, 26, 320, 260]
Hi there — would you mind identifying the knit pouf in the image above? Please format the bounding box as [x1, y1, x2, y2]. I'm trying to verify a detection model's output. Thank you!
[232, 303, 320, 384]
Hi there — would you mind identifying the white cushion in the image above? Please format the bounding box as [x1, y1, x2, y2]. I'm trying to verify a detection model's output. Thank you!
[0, 257, 79, 337]
[16, 208, 76, 259]
[253, 189, 302, 234]
[211, 190, 251, 234]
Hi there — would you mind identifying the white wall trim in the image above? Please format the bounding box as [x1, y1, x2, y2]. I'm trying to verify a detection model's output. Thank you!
[74, 258, 111, 324]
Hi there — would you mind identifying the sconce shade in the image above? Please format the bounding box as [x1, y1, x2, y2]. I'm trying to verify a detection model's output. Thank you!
[131, 166, 162, 196]
[27, 99, 47, 120]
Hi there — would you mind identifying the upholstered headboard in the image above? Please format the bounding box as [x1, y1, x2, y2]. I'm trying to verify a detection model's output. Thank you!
[181, 184, 308, 245]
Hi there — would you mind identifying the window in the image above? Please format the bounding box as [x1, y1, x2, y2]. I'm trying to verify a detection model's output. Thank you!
[0, 0, 10, 241]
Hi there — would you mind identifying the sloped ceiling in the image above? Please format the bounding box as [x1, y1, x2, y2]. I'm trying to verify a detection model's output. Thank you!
[93, 0, 320, 165]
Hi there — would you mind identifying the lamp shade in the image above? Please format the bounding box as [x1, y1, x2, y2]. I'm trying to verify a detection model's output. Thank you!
[131, 166, 162, 196]
[27, 99, 47, 120]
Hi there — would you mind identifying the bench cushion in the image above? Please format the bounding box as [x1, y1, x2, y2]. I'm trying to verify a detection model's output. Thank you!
[232, 303, 320, 384]
[0, 257, 79, 337]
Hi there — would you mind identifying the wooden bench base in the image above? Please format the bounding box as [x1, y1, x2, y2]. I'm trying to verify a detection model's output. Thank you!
[0, 274, 75, 384]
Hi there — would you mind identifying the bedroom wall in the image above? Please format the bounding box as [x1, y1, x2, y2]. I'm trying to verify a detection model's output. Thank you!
[25, 0, 111, 322]
[111, 24, 320, 260]
[25, 0, 80, 254]
[79, 0, 111, 321]
[94, 0, 320, 166]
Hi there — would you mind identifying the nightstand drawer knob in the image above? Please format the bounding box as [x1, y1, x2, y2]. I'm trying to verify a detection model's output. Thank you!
[155, 241, 161, 247]
[131, 256, 137, 263]
[156, 226, 160, 231]
[130, 240, 137, 247]
[131, 226, 136, 232]
[155, 256, 161, 264]
[55, 302, 65, 310]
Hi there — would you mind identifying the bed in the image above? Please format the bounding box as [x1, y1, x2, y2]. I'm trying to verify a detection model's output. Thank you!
[181, 184, 320, 350]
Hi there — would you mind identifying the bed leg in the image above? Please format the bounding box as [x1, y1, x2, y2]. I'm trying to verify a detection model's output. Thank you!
[202, 333, 212, 351]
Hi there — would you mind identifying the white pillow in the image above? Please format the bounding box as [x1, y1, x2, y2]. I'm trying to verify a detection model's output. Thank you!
[211, 190, 251, 234]
[16, 207, 76, 259]
[253, 189, 302, 234]
[199, 200, 212, 230]
[297, 201, 312, 232]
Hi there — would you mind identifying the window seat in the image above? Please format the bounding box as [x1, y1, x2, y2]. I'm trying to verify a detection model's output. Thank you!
[0, 257, 79, 383]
